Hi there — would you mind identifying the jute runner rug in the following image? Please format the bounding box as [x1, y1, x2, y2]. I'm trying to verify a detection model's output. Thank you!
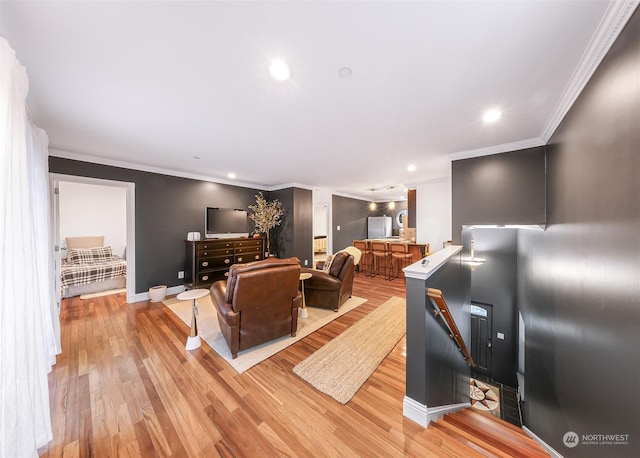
[293, 296, 406, 404]
[164, 294, 367, 374]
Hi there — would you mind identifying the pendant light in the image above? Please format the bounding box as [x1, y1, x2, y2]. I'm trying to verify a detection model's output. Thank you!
[388, 186, 396, 210]
[369, 189, 376, 211]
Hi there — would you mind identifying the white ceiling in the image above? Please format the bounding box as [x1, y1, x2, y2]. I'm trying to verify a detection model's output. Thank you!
[1, 1, 636, 201]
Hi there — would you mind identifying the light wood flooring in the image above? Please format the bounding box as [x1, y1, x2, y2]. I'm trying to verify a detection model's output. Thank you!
[40, 272, 547, 457]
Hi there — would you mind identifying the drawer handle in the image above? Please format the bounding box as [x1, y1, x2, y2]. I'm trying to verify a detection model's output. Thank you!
[237, 257, 243, 262]
[255, 255, 260, 259]
[224, 272, 229, 277]
[202, 261, 208, 267]
[224, 259, 230, 264]
[203, 252, 208, 256]
[202, 275, 209, 281]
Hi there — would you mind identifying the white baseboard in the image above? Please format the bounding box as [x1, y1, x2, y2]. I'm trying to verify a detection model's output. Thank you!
[403, 396, 470, 427]
[523, 425, 564, 458]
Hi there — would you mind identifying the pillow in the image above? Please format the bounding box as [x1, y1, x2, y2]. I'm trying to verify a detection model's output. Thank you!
[65, 236, 104, 249]
[68, 246, 113, 264]
[322, 254, 334, 273]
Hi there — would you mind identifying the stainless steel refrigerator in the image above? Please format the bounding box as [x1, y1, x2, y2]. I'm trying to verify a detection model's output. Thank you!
[367, 216, 392, 239]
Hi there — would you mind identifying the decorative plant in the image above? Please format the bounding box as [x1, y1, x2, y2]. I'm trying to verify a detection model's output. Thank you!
[248, 192, 284, 256]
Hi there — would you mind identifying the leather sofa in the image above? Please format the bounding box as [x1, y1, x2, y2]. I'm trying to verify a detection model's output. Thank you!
[210, 257, 302, 358]
[301, 251, 355, 312]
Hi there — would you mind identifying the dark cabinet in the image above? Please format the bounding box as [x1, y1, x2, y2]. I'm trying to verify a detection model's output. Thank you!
[185, 237, 264, 288]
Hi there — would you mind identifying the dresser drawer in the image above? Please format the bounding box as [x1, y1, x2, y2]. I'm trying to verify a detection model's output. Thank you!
[198, 247, 233, 257]
[197, 270, 228, 285]
[235, 239, 262, 248]
[234, 253, 260, 264]
[197, 241, 233, 252]
[198, 256, 233, 270]
[235, 246, 262, 254]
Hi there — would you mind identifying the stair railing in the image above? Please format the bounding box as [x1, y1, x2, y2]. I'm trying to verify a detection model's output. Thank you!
[426, 288, 475, 367]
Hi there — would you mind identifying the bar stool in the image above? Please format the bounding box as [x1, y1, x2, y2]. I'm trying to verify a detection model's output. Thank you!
[371, 241, 391, 279]
[353, 240, 372, 276]
[389, 243, 414, 281]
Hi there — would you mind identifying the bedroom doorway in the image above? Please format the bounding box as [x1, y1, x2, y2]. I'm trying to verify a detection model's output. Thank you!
[50, 174, 136, 304]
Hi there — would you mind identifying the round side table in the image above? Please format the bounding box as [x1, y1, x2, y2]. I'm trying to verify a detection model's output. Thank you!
[176, 288, 209, 350]
[299, 272, 312, 319]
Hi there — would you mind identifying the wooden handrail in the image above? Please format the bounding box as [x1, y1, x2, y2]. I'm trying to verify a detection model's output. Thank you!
[426, 288, 475, 367]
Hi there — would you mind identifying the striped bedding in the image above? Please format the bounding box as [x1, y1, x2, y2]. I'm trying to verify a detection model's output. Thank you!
[61, 256, 127, 290]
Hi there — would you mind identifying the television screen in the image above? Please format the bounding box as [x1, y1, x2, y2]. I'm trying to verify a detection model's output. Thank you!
[205, 208, 248, 238]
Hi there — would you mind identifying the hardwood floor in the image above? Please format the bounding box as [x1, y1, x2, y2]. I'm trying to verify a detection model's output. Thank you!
[40, 273, 547, 457]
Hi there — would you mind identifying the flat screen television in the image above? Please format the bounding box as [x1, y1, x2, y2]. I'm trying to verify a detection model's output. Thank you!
[205, 207, 249, 238]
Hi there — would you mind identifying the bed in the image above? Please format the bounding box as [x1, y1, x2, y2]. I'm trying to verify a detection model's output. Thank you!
[61, 236, 127, 298]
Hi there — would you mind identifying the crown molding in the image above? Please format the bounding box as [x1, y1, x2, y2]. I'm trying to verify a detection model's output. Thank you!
[267, 182, 315, 192]
[448, 137, 545, 161]
[48, 147, 269, 191]
[539, 0, 640, 142]
[448, 0, 639, 162]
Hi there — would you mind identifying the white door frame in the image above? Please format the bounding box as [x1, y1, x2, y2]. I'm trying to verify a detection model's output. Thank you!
[50, 173, 136, 304]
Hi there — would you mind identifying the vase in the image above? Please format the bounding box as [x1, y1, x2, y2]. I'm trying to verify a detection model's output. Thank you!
[149, 285, 167, 302]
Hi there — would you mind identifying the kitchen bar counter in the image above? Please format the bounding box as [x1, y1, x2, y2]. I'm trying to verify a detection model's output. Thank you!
[354, 239, 431, 278]
[360, 238, 430, 258]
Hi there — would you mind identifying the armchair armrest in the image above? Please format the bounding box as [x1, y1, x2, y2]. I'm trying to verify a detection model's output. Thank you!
[301, 267, 342, 291]
[210, 281, 239, 326]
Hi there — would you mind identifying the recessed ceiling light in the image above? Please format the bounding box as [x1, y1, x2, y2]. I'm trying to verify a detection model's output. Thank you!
[269, 59, 290, 81]
[338, 67, 352, 78]
[483, 109, 502, 123]
[407, 164, 416, 172]
[227, 172, 236, 179]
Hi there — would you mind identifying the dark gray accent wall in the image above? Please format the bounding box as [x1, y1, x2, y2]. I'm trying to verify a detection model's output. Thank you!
[331, 195, 409, 253]
[271, 187, 313, 266]
[451, 147, 546, 243]
[470, 228, 518, 387]
[406, 241, 471, 408]
[332, 195, 368, 252]
[518, 8, 640, 457]
[50, 157, 262, 294]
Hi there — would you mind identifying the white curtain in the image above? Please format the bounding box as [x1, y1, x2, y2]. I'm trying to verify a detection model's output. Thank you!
[0, 37, 58, 456]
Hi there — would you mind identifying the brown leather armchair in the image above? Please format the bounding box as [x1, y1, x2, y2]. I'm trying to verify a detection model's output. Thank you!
[209, 257, 302, 358]
[301, 251, 355, 312]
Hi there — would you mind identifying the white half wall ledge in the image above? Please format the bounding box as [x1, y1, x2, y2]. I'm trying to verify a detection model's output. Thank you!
[403, 396, 470, 427]
[403, 245, 462, 281]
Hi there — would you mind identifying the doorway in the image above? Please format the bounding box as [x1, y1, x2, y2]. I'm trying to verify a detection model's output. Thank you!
[50, 174, 136, 303]
[470, 301, 493, 378]
[313, 203, 329, 267]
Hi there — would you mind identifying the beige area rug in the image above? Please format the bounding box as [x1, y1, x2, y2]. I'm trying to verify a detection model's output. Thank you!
[163, 294, 367, 374]
[293, 296, 406, 404]
[470, 378, 501, 418]
[79, 288, 126, 299]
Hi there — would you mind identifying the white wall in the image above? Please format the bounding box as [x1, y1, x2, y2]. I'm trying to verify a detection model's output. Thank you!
[416, 176, 452, 253]
[312, 188, 332, 253]
[313, 204, 328, 236]
[59, 181, 127, 258]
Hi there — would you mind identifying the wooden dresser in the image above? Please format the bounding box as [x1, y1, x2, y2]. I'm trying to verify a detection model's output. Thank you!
[184, 237, 265, 288]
